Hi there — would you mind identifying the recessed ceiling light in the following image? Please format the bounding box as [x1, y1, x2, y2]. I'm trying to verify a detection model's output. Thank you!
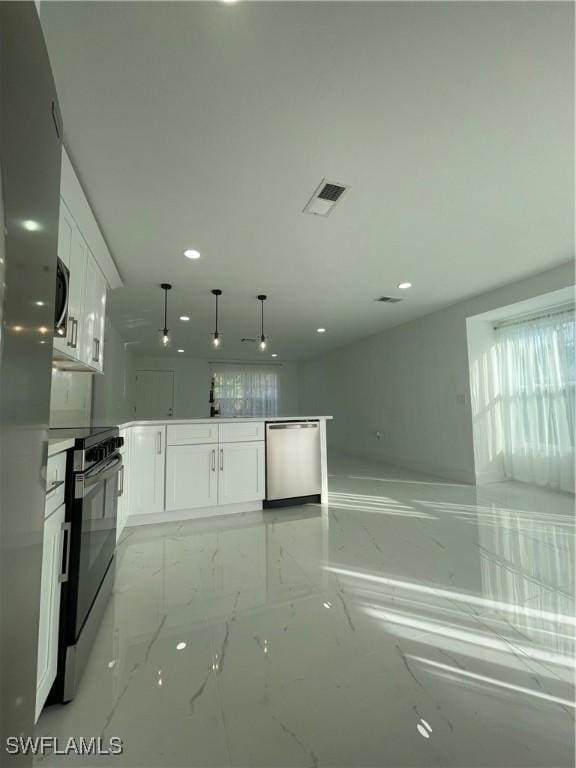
[177, 349, 184, 353]
[179, 315, 190, 322]
[22, 219, 41, 232]
[183, 249, 200, 260]
[34, 300, 46, 307]
[176, 642, 187, 650]
[398, 282, 412, 290]
[271, 353, 278, 358]
[220, 0, 239, 4]
[317, 328, 326, 333]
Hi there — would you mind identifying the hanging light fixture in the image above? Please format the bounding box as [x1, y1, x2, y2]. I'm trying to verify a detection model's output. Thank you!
[257, 294, 267, 351]
[159, 283, 172, 347]
[211, 289, 222, 348]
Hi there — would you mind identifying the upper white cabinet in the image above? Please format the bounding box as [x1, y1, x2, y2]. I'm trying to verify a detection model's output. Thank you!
[52, 149, 120, 373]
[128, 426, 166, 516]
[81, 252, 106, 372]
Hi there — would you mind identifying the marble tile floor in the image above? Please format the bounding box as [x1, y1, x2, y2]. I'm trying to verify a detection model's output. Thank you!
[36, 454, 575, 767]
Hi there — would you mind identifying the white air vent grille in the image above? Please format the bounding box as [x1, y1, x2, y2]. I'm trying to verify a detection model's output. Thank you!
[375, 296, 402, 303]
[303, 178, 350, 217]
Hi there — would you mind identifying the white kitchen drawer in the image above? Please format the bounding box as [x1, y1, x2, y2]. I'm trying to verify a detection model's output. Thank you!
[166, 423, 218, 446]
[218, 422, 264, 443]
[45, 452, 67, 517]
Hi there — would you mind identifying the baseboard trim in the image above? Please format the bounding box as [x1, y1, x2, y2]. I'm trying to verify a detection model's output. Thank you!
[126, 500, 263, 527]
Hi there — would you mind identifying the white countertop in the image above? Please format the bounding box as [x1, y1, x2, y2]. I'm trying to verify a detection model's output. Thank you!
[47, 437, 76, 457]
[118, 416, 332, 429]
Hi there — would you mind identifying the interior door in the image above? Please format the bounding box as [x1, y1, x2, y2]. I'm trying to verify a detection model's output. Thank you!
[135, 370, 174, 419]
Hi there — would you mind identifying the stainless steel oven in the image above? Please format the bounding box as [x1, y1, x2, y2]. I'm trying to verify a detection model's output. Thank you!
[47, 427, 123, 703]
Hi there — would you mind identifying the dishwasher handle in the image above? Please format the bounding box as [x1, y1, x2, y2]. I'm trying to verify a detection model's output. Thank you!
[267, 422, 318, 430]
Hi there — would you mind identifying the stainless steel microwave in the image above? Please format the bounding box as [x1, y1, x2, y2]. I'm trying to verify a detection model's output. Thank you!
[54, 257, 69, 339]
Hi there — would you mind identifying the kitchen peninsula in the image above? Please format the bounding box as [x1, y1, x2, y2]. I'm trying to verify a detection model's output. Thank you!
[116, 416, 332, 538]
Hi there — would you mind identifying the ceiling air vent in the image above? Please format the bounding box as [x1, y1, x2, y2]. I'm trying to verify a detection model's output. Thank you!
[375, 296, 402, 303]
[303, 178, 350, 217]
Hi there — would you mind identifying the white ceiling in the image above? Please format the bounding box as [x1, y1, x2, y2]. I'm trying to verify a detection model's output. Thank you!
[40, 1, 574, 361]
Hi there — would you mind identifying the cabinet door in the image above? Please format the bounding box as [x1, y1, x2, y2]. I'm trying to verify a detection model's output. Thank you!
[36, 504, 65, 722]
[90, 256, 107, 372]
[67, 224, 87, 361]
[80, 252, 99, 369]
[218, 441, 265, 505]
[128, 426, 165, 516]
[166, 444, 218, 511]
[57, 199, 73, 268]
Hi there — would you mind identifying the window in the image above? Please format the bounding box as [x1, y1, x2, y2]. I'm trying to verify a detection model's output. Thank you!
[211, 364, 279, 417]
[495, 307, 575, 492]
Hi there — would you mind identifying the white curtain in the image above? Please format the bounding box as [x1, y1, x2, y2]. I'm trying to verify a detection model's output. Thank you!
[211, 364, 279, 417]
[495, 310, 575, 493]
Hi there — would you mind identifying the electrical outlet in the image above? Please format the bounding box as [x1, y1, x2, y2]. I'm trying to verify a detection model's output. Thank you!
[375, 430, 382, 439]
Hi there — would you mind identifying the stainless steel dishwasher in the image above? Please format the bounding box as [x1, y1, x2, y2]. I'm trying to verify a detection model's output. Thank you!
[265, 421, 322, 506]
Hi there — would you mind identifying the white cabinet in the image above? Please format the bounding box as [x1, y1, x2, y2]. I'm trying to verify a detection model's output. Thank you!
[219, 422, 265, 443]
[116, 429, 129, 541]
[56, 198, 73, 269]
[36, 503, 65, 722]
[218, 441, 265, 505]
[128, 426, 165, 515]
[167, 423, 218, 446]
[166, 444, 218, 511]
[81, 253, 106, 372]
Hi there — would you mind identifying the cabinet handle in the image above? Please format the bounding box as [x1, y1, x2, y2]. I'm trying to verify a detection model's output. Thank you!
[211, 449, 216, 472]
[46, 479, 64, 496]
[66, 315, 75, 348]
[156, 431, 162, 454]
[59, 522, 71, 583]
[117, 465, 125, 497]
[220, 448, 224, 472]
[72, 318, 78, 349]
[92, 337, 100, 363]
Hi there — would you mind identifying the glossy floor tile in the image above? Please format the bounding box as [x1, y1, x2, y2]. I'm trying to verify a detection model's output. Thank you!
[36, 455, 575, 767]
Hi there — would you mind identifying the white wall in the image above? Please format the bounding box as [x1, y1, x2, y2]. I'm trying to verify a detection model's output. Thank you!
[92, 318, 135, 425]
[49, 368, 92, 427]
[50, 318, 134, 427]
[131, 357, 300, 419]
[299, 262, 574, 483]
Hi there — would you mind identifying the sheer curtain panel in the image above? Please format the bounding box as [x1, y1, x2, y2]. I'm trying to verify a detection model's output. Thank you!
[211, 364, 279, 417]
[495, 310, 575, 493]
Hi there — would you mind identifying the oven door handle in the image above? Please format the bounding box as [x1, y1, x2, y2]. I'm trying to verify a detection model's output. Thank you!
[59, 522, 72, 583]
[74, 455, 123, 499]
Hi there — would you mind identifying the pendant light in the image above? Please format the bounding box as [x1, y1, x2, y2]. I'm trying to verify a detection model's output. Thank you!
[257, 294, 267, 351]
[159, 283, 172, 347]
[211, 289, 222, 348]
